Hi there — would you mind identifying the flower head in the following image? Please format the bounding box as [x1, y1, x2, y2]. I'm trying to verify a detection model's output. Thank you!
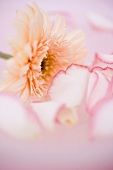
[0, 2, 87, 102]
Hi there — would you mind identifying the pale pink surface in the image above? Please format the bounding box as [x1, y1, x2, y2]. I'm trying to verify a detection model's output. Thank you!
[0, 0, 113, 170]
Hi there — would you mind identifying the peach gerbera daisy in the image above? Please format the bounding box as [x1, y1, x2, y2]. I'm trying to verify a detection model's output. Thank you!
[0, 2, 87, 102]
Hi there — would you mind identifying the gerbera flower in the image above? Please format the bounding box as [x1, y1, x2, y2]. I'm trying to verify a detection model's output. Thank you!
[0, 2, 87, 102]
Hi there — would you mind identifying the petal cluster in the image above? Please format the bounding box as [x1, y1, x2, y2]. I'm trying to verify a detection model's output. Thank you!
[0, 53, 113, 139]
[87, 53, 113, 137]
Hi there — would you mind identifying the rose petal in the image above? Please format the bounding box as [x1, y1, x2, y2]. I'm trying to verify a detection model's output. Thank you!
[93, 53, 113, 67]
[93, 67, 113, 81]
[48, 64, 89, 108]
[92, 53, 113, 81]
[31, 101, 63, 129]
[87, 12, 113, 32]
[0, 94, 40, 139]
[57, 107, 78, 125]
[91, 97, 113, 137]
[97, 53, 113, 64]
[87, 71, 110, 111]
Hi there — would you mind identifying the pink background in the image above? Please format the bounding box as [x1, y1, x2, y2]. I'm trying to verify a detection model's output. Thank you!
[0, 0, 113, 170]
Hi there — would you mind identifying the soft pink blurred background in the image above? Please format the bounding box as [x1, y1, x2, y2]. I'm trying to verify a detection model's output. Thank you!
[0, 0, 113, 170]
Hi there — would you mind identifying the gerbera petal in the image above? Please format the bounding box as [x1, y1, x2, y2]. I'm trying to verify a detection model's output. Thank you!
[0, 78, 18, 92]
[14, 20, 28, 42]
[20, 82, 30, 102]
[8, 77, 27, 93]
[52, 14, 66, 36]
[29, 15, 43, 43]
[0, 58, 7, 72]
[87, 12, 113, 32]
[0, 59, 7, 81]
[8, 37, 23, 55]
[41, 11, 51, 35]
[16, 10, 29, 24]
[25, 3, 34, 20]
[31, 101, 63, 129]
[0, 94, 40, 139]
[91, 97, 113, 137]
[66, 30, 84, 42]
[29, 3, 44, 42]
[24, 43, 32, 59]
[70, 37, 85, 49]
[48, 64, 89, 108]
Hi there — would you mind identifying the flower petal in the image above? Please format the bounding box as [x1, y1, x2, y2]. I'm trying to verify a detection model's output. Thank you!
[0, 94, 40, 139]
[52, 14, 66, 36]
[87, 12, 113, 32]
[91, 97, 113, 137]
[87, 71, 111, 111]
[29, 12, 43, 42]
[93, 53, 113, 66]
[31, 101, 63, 129]
[0, 59, 7, 81]
[57, 107, 78, 125]
[92, 53, 113, 81]
[48, 64, 89, 108]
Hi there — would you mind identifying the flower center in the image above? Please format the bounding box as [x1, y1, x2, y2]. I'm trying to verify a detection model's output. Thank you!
[40, 54, 55, 76]
[41, 58, 48, 73]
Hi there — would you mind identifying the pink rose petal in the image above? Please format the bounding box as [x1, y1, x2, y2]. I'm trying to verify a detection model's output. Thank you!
[31, 101, 64, 129]
[93, 67, 113, 82]
[48, 64, 89, 108]
[0, 93, 40, 139]
[91, 97, 113, 137]
[92, 53, 113, 81]
[57, 107, 78, 125]
[93, 53, 113, 66]
[97, 53, 113, 64]
[87, 12, 113, 32]
[87, 71, 110, 111]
